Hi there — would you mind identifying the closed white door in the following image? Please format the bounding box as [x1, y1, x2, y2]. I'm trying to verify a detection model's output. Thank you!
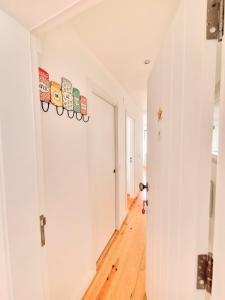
[88, 93, 116, 261]
[0, 10, 44, 300]
[126, 116, 135, 198]
[146, 0, 218, 299]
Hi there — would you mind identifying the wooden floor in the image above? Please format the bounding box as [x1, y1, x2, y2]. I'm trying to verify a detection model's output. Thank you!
[83, 194, 146, 300]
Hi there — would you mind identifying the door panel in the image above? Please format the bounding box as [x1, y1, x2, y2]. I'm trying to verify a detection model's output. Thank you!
[88, 93, 116, 261]
[0, 11, 44, 300]
[146, 1, 217, 299]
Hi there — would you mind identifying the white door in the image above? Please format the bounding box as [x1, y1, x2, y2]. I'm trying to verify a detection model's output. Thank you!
[0, 10, 44, 300]
[211, 27, 225, 300]
[146, 0, 218, 299]
[88, 93, 116, 262]
[126, 116, 135, 198]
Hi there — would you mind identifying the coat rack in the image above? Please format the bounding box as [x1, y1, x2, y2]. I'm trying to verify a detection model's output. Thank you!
[39, 68, 90, 123]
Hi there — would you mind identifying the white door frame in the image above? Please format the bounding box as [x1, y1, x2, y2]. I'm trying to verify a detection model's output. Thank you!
[211, 36, 225, 300]
[30, 36, 50, 300]
[125, 112, 136, 204]
[87, 79, 119, 231]
[0, 125, 12, 300]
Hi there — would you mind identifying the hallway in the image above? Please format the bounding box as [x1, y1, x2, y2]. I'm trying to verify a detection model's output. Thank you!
[83, 195, 146, 300]
[2, 0, 225, 299]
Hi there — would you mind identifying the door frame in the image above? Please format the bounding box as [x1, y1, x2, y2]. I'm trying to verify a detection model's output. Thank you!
[0, 124, 12, 300]
[30, 37, 50, 300]
[125, 112, 136, 208]
[87, 79, 119, 231]
[211, 35, 225, 300]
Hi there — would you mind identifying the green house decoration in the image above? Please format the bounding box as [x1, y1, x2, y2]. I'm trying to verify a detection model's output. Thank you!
[73, 88, 81, 113]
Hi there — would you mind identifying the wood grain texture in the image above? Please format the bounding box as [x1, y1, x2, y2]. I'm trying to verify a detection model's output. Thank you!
[83, 194, 146, 300]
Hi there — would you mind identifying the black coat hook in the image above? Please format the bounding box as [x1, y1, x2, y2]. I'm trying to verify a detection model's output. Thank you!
[67, 111, 75, 119]
[76, 112, 83, 121]
[41, 102, 50, 112]
[82, 115, 90, 123]
[56, 106, 64, 116]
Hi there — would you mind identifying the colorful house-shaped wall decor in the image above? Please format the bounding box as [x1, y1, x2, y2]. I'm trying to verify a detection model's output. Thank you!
[50, 81, 64, 116]
[80, 96, 90, 122]
[62, 77, 74, 118]
[73, 88, 82, 120]
[38, 67, 90, 122]
[39, 68, 51, 112]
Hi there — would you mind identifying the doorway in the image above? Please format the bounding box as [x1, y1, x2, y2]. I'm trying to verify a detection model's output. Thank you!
[126, 115, 135, 209]
[88, 92, 117, 262]
[205, 42, 222, 300]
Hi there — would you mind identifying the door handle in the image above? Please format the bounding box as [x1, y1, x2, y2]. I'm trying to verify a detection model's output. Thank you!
[139, 182, 149, 192]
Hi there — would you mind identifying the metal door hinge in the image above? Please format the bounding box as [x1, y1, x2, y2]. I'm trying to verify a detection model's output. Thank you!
[197, 253, 213, 294]
[207, 0, 224, 41]
[40, 215, 47, 247]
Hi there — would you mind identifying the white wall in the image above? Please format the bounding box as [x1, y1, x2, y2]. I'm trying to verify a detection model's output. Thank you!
[0, 10, 43, 300]
[33, 22, 143, 299]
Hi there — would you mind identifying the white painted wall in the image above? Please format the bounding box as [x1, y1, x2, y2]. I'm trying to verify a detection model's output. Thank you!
[0, 10, 43, 300]
[33, 22, 143, 299]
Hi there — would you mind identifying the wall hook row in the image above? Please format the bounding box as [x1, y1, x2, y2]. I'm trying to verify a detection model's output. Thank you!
[39, 68, 90, 123]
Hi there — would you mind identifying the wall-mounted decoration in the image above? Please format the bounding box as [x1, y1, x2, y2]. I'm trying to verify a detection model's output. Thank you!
[80, 96, 90, 122]
[39, 68, 51, 112]
[50, 81, 64, 116]
[73, 88, 82, 121]
[62, 77, 74, 119]
[38, 67, 90, 123]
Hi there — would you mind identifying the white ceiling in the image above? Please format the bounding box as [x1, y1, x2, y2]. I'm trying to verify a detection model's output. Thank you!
[0, 0, 180, 109]
[70, 0, 180, 109]
[0, 0, 103, 29]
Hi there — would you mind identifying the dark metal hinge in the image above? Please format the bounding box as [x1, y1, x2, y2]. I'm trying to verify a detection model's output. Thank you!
[197, 253, 213, 294]
[207, 0, 224, 41]
[40, 215, 47, 247]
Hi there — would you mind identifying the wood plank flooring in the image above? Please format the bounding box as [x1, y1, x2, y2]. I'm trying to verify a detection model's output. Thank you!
[83, 194, 146, 300]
